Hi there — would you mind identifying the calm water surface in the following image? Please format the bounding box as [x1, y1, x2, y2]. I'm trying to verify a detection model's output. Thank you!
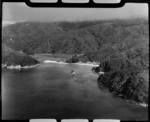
[2, 63, 148, 120]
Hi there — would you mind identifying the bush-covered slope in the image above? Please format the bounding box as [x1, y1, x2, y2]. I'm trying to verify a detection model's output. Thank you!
[2, 19, 148, 69]
[3, 19, 148, 68]
[2, 19, 148, 55]
[2, 19, 149, 103]
[94, 58, 149, 104]
[2, 44, 39, 67]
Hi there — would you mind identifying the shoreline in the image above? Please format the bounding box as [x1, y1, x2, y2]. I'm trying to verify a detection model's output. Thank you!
[125, 99, 148, 108]
[138, 103, 148, 108]
[2, 63, 40, 70]
[2, 60, 148, 108]
[43, 60, 99, 66]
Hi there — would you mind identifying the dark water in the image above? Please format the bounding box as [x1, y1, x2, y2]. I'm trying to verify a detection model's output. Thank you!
[2, 63, 148, 120]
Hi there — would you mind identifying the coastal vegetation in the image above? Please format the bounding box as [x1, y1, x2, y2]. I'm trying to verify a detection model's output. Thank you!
[2, 44, 39, 68]
[2, 19, 149, 105]
[66, 54, 79, 63]
[2, 19, 148, 55]
[94, 58, 148, 104]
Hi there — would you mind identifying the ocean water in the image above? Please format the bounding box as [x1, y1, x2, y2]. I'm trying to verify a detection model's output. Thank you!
[2, 62, 148, 120]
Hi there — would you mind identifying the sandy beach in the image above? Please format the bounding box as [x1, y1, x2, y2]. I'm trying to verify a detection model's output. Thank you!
[43, 60, 99, 66]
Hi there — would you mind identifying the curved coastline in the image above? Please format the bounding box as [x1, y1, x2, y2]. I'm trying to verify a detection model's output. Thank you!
[2, 59, 148, 108]
[43, 60, 99, 66]
[2, 63, 40, 70]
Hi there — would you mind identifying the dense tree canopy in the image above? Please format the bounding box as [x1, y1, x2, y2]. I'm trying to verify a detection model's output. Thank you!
[2, 19, 149, 103]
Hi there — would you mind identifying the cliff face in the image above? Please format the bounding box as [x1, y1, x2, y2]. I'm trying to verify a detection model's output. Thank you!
[96, 58, 148, 104]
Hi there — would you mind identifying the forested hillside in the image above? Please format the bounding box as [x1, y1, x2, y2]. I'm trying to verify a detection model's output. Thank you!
[2, 19, 148, 71]
[2, 19, 148, 55]
[94, 58, 149, 104]
[2, 19, 149, 104]
[2, 43, 39, 67]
